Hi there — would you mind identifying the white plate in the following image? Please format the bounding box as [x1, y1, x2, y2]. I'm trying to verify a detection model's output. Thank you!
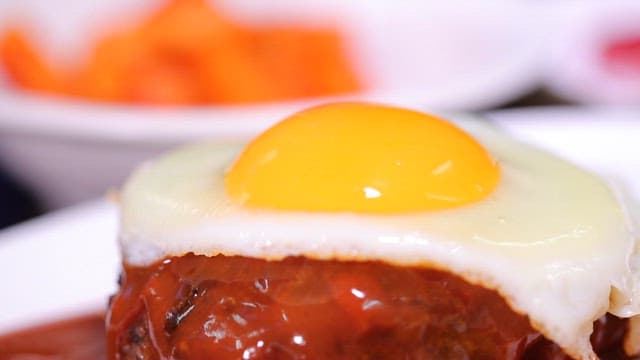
[0, 199, 119, 333]
[0, 0, 544, 208]
[1, 106, 638, 334]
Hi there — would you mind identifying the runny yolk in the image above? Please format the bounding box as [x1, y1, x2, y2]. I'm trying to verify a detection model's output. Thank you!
[225, 102, 500, 213]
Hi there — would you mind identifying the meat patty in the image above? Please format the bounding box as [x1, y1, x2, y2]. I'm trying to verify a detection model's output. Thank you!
[107, 254, 637, 360]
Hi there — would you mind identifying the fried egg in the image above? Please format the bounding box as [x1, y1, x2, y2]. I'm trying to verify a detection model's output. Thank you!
[119, 103, 639, 359]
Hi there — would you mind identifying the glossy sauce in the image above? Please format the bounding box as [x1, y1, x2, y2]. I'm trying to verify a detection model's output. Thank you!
[107, 254, 635, 359]
[0, 314, 106, 360]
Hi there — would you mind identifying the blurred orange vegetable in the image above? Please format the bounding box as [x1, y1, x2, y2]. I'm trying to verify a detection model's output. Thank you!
[0, 0, 361, 105]
[0, 29, 66, 94]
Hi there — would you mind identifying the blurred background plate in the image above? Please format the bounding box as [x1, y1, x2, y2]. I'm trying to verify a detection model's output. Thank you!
[0, 106, 638, 334]
[0, 0, 544, 208]
[544, 0, 640, 105]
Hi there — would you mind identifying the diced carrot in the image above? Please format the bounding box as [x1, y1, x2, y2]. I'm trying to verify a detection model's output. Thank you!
[126, 52, 205, 105]
[249, 28, 361, 99]
[0, 28, 66, 94]
[301, 30, 361, 96]
[72, 31, 146, 101]
[141, 0, 240, 54]
[0, 0, 362, 106]
[198, 40, 282, 104]
[246, 28, 318, 99]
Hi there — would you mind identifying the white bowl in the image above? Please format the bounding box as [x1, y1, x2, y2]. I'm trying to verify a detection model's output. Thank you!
[0, 0, 544, 209]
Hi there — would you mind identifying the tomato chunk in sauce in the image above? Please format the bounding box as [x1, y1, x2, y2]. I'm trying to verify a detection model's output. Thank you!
[106, 254, 635, 360]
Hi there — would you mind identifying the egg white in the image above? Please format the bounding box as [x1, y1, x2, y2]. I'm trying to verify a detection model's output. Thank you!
[119, 116, 638, 360]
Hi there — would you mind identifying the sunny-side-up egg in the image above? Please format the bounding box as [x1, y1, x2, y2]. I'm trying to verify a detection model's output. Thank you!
[115, 103, 639, 359]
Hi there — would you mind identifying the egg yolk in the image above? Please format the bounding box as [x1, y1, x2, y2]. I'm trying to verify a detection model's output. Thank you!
[225, 103, 500, 213]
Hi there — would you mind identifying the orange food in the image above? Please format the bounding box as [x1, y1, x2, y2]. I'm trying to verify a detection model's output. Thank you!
[0, 0, 361, 105]
[0, 29, 66, 94]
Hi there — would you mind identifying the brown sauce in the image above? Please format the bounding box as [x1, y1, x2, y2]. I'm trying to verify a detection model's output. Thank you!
[106, 254, 636, 359]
